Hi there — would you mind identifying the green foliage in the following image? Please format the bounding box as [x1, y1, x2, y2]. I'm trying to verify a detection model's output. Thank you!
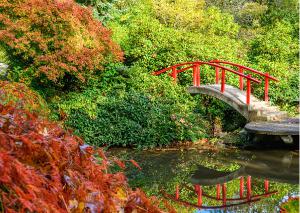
[261, 0, 299, 32]
[0, 45, 8, 63]
[205, 0, 248, 14]
[209, 0, 299, 112]
[153, 0, 206, 30]
[249, 22, 298, 63]
[236, 2, 268, 28]
[152, 0, 239, 36]
[248, 21, 299, 106]
[53, 66, 208, 148]
[119, 18, 193, 71]
[281, 198, 299, 213]
[202, 6, 240, 37]
[76, 0, 120, 24]
[108, 0, 242, 72]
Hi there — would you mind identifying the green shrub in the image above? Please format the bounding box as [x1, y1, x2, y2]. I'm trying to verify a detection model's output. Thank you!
[248, 21, 299, 106]
[108, 0, 242, 72]
[111, 17, 242, 73]
[53, 65, 208, 148]
[76, 0, 120, 24]
[152, 0, 239, 36]
[236, 2, 268, 28]
[0, 46, 9, 64]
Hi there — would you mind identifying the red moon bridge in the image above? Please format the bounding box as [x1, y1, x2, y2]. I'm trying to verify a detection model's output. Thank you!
[153, 60, 288, 122]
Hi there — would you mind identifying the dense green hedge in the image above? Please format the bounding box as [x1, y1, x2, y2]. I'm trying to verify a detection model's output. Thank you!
[53, 65, 208, 148]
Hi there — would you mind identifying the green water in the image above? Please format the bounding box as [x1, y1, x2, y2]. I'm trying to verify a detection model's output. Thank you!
[108, 147, 299, 212]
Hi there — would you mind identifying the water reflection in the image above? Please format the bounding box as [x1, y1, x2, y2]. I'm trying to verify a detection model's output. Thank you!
[108, 148, 299, 212]
[236, 150, 298, 185]
[192, 150, 299, 185]
[170, 150, 299, 211]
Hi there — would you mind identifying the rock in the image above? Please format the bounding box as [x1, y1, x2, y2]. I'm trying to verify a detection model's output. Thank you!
[0, 63, 9, 79]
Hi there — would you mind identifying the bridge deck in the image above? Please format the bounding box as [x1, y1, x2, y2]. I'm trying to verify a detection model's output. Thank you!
[189, 84, 259, 106]
[188, 84, 288, 122]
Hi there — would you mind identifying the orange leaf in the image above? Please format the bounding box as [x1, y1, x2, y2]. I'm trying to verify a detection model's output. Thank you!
[114, 159, 126, 169]
[129, 159, 142, 170]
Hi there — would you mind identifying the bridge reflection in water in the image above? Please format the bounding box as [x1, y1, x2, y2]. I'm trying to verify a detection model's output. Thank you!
[162, 150, 299, 210]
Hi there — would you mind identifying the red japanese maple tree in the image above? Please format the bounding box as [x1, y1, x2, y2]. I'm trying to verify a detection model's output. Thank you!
[0, 104, 172, 212]
[0, 0, 123, 86]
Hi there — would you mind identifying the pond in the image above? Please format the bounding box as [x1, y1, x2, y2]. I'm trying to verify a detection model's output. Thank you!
[108, 146, 299, 212]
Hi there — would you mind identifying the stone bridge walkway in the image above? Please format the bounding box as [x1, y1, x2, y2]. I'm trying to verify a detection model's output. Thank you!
[188, 84, 288, 122]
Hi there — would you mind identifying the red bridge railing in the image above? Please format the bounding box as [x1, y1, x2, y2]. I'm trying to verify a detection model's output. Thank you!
[209, 60, 279, 102]
[162, 176, 277, 210]
[153, 61, 278, 105]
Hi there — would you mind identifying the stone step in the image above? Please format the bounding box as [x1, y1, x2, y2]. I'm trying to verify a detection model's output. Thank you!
[259, 111, 288, 121]
[250, 104, 280, 112]
[249, 102, 268, 110]
[249, 109, 282, 117]
[262, 110, 288, 117]
[265, 106, 280, 111]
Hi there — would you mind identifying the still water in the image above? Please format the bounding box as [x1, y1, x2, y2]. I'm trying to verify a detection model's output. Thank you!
[108, 147, 299, 212]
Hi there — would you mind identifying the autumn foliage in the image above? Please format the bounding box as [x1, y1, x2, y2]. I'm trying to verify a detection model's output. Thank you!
[0, 0, 123, 86]
[0, 104, 165, 212]
[0, 81, 49, 116]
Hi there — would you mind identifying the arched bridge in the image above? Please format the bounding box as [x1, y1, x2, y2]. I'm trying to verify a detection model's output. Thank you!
[153, 60, 288, 122]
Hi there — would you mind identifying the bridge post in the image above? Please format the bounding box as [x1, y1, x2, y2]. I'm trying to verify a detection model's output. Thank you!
[193, 64, 200, 86]
[171, 67, 177, 82]
[222, 183, 227, 205]
[215, 67, 219, 84]
[247, 176, 252, 201]
[246, 75, 251, 105]
[197, 65, 201, 86]
[264, 180, 269, 193]
[196, 185, 202, 206]
[175, 184, 179, 200]
[240, 176, 244, 198]
[221, 69, 225, 93]
[239, 67, 244, 90]
[216, 184, 221, 199]
[264, 73, 269, 102]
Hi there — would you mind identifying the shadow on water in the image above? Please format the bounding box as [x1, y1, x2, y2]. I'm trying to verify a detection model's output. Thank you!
[192, 150, 299, 185]
[108, 147, 299, 212]
[243, 134, 299, 150]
